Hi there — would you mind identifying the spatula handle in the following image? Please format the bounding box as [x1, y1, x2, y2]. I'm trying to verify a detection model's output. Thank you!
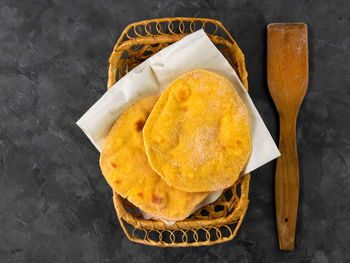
[275, 115, 299, 250]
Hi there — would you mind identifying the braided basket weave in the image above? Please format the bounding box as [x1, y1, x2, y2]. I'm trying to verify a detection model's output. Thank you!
[108, 17, 250, 247]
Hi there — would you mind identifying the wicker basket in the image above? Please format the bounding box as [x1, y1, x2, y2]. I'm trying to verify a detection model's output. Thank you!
[107, 17, 250, 247]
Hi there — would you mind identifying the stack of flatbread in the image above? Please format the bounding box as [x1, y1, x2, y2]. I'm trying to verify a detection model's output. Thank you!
[100, 70, 251, 224]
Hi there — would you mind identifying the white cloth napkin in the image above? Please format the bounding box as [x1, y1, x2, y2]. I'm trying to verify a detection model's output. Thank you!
[76, 29, 280, 175]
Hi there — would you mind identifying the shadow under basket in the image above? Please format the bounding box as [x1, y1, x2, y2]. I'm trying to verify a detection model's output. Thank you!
[108, 17, 250, 247]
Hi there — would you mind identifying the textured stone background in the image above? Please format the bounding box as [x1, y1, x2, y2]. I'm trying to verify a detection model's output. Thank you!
[1, 0, 349, 262]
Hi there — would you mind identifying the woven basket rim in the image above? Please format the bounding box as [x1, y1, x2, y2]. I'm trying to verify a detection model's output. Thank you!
[114, 17, 234, 44]
[107, 17, 248, 90]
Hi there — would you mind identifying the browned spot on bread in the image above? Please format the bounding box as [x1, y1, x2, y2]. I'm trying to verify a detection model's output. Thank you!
[137, 192, 144, 198]
[236, 140, 242, 145]
[135, 120, 145, 131]
[177, 91, 189, 101]
[115, 179, 121, 184]
[151, 194, 164, 204]
[175, 85, 190, 102]
[182, 106, 188, 112]
[111, 162, 117, 168]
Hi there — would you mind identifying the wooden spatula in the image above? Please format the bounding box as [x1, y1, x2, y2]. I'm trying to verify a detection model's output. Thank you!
[267, 23, 308, 250]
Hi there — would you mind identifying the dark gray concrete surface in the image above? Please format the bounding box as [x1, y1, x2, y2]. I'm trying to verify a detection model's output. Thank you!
[1, 0, 349, 262]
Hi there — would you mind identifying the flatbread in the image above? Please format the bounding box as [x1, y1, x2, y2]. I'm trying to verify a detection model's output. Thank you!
[143, 70, 251, 192]
[140, 189, 223, 225]
[100, 96, 209, 221]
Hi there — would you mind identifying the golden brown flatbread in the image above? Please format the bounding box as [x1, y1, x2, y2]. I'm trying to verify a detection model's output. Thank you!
[100, 96, 208, 221]
[143, 70, 251, 192]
